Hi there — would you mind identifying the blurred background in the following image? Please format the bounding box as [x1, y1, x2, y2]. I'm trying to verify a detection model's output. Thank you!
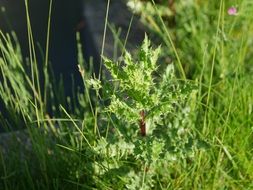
[0, 0, 87, 95]
[0, 0, 145, 132]
[0, 0, 144, 95]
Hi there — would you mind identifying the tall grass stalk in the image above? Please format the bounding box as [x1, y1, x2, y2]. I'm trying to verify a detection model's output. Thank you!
[43, 0, 53, 107]
[24, 0, 43, 127]
[151, 0, 186, 80]
[204, 0, 223, 135]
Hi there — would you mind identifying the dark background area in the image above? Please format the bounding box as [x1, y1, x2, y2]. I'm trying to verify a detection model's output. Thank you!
[0, 0, 99, 132]
[0, 0, 99, 94]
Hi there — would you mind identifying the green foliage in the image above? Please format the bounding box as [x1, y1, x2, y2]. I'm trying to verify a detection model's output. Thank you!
[87, 36, 199, 189]
[103, 35, 195, 134]
[0, 32, 34, 127]
[1, 0, 253, 189]
[126, 0, 253, 189]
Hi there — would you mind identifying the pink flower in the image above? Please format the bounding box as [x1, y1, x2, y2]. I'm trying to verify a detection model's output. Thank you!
[228, 7, 237, 16]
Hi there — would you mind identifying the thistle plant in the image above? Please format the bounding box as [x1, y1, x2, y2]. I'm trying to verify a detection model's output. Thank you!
[102, 35, 195, 137]
[89, 36, 199, 188]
